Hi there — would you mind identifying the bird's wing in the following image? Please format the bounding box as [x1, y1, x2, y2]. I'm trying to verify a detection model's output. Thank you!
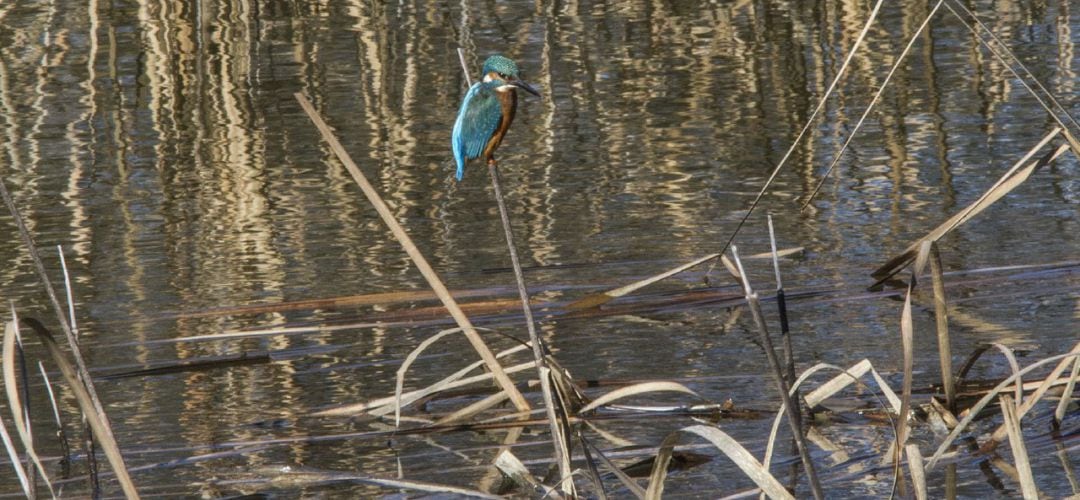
[451, 83, 502, 180]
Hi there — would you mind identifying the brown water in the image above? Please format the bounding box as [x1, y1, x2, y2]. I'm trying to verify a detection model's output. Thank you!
[0, 0, 1077, 497]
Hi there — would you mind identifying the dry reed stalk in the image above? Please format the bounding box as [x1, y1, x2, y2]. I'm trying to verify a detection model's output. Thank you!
[873, 133, 1068, 282]
[578, 381, 700, 414]
[905, 444, 927, 500]
[999, 394, 1037, 499]
[539, 367, 575, 498]
[731, 246, 823, 500]
[928, 242, 955, 411]
[495, 449, 551, 496]
[763, 359, 903, 478]
[1056, 357, 1080, 426]
[293, 93, 529, 412]
[802, 0, 944, 207]
[22, 318, 139, 498]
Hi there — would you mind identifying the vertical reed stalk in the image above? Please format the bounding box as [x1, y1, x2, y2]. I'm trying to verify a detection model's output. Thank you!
[731, 246, 823, 500]
[928, 242, 955, 411]
[457, 47, 571, 495]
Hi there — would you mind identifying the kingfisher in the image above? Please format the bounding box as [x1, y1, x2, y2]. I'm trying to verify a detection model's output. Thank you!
[451, 55, 540, 180]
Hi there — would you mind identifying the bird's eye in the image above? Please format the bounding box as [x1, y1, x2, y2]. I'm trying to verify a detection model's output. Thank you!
[498, 72, 507, 79]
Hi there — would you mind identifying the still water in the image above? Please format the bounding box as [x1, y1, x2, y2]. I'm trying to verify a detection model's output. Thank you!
[0, 0, 1077, 497]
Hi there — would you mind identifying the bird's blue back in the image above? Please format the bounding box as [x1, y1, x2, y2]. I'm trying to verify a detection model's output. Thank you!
[451, 81, 503, 180]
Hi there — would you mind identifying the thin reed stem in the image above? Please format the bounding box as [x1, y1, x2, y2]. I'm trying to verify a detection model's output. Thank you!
[731, 246, 823, 500]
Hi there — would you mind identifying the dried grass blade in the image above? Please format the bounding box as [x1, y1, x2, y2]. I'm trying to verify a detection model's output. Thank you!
[764, 361, 898, 471]
[905, 444, 927, 500]
[435, 389, 512, 425]
[25, 319, 140, 498]
[579, 382, 700, 414]
[983, 341, 1080, 450]
[999, 395, 1037, 500]
[0, 408, 31, 496]
[895, 282, 915, 460]
[494, 450, 549, 496]
[395, 327, 464, 426]
[566, 247, 803, 310]
[1056, 357, 1080, 425]
[989, 343, 1024, 404]
[645, 425, 793, 500]
[37, 361, 71, 477]
[372, 360, 536, 418]
[3, 320, 55, 498]
[540, 367, 575, 498]
[872, 133, 1066, 280]
[312, 345, 531, 417]
[294, 93, 528, 412]
[926, 347, 1080, 470]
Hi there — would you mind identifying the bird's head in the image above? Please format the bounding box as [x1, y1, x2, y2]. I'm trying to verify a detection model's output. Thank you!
[481, 55, 540, 97]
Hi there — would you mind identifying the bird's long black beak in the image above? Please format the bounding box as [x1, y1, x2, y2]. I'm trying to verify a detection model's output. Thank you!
[512, 79, 541, 97]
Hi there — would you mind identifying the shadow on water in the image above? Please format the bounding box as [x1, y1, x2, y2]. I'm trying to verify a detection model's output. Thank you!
[0, 0, 1077, 497]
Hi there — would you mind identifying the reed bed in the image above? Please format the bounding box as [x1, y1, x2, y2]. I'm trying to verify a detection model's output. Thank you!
[1, 1, 1078, 498]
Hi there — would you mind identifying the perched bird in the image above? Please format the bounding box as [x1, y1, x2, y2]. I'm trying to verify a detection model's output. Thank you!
[451, 55, 540, 180]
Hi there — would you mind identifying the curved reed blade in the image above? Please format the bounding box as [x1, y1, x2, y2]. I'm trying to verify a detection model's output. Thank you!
[22, 318, 140, 499]
[578, 382, 701, 414]
[644, 425, 793, 500]
[3, 320, 55, 498]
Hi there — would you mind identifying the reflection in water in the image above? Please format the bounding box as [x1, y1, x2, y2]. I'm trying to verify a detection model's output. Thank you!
[0, 0, 1076, 496]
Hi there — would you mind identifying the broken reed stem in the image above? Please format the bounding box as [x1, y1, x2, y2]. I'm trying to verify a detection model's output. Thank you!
[293, 93, 529, 412]
[730, 246, 824, 500]
[769, 215, 803, 493]
[767, 215, 796, 386]
[928, 242, 955, 412]
[488, 162, 571, 490]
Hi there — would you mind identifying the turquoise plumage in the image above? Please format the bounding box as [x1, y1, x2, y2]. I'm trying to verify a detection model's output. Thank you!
[451, 55, 539, 180]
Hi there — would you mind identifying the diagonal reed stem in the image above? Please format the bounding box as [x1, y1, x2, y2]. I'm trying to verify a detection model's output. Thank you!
[488, 161, 571, 491]
[294, 93, 530, 412]
[731, 246, 823, 500]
